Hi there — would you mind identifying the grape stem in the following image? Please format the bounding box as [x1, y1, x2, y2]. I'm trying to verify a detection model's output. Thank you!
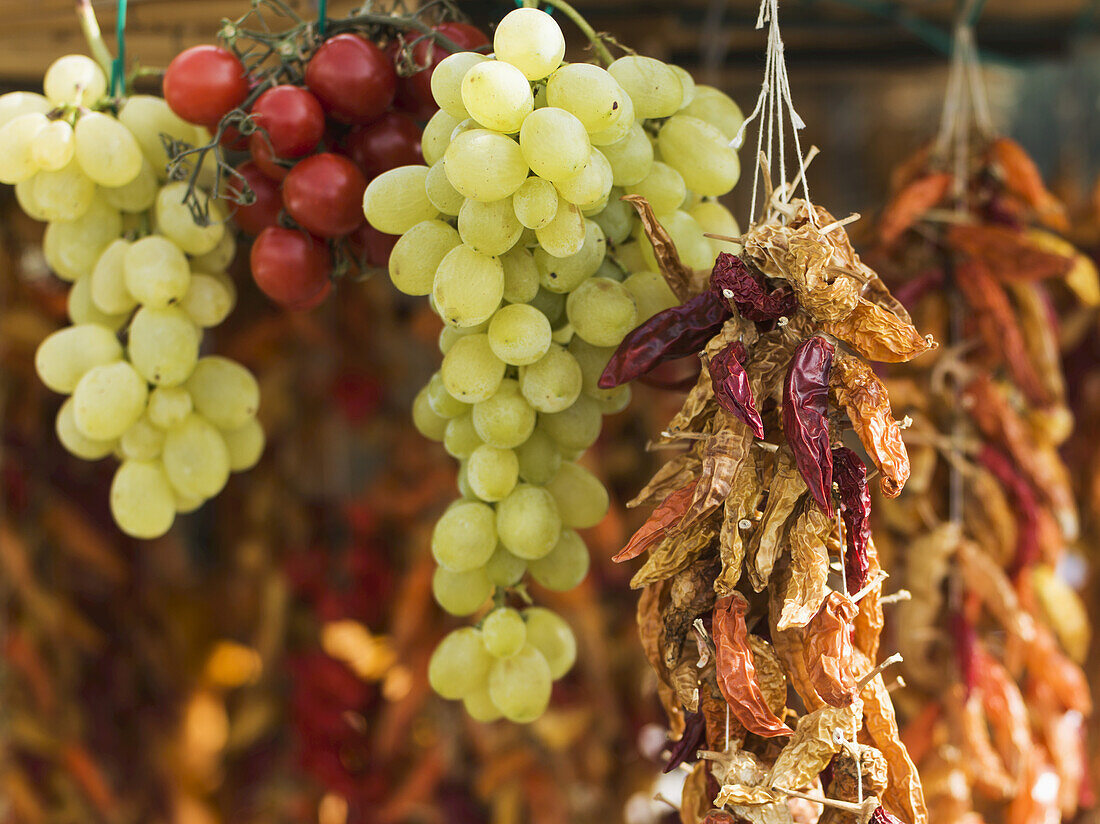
[533, 0, 615, 66]
[75, 0, 114, 77]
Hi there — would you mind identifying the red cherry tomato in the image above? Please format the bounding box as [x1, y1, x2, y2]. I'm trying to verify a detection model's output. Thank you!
[290, 278, 333, 311]
[248, 85, 325, 177]
[251, 226, 332, 307]
[306, 34, 397, 124]
[344, 113, 423, 179]
[163, 45, 250, 127]
[227, 161, 282, 237]
[348, 223, 398, 269]
[405, 23, 490, 110]
[282, 153, 367, 239]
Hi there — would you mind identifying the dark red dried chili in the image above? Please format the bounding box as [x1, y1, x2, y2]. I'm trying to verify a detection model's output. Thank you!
[977, 445, 1040, 575]
[710, 252, 799, 322]
[707, 341, 764, 438]
[663, 710, 707, 773]
[949, 609, 977, 697]
[871, 806, 908, 824]
[832, 447, 871, 591]
[783, 336, 835, 514]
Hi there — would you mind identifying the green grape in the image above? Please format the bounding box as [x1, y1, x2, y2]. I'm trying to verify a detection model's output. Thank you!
[14, 178, 47, 221]
[595, 383, 631, 415]
[613, 240, 648, 274]
[539, 394, 602, 452]
[550, 323, 574, 345]
[190, 230, 236, 274]
[44, 55, 107, 106]
[467, 444, 519, 502]
[496, 483, 561, 559]
[568, 337, 615, 398]
[512, 176, 559, 230]
[431, 500, 497, 572]
[554, 148, 612, 210]
[488, 644, 552, 723]
[471, 380, 537, 449]
[682, 85, 744, 141]
[458, 196, 523, 257]
[32, 159, 96, 221]
[440, 334, 505, 404]
[529, 287, 567, 327]
[545, 461, 609, 528]
[222, 418, 265, 472]
[600, 122, 654, 187]
[528, 529, 589, 591]
[444, 414, 484, 459]
[56, 397, 115, 460]
[431, 52, 488, 119]
[493, 8, 566, 81]
[102, 159, 158, 213]
[587, 90, 635, 147]
[35, 324, 122, 394]
[461, 60, 533, 134]
[426, 372, 471, 419]
[155, 183, 226, 257]
[432, 565, 493, 616]
[535, 219, 607, 293]
[482, 608, 527, 658]
[185, 357, 260, 430]
[0, 92, 51, 128]
[594, 257, 626, 282]
[638, 209, 714, 270]
[424, 161, 465, 216]
[519, 343, 582, 413]
[73, 112, 143, 188]
[110, 460, 176, 539]
[522, 607, 576, 678]
[389, 219, 460, 296]
[691, 200, 742, 259]
[181, 271, 236, 328]
[433, 245, 504, 328]
[71, 361, 147, 441]
[429, 627, 493, 699]
[623, 270, 677, 322]
[31, 120, 75, 171]
[566, 277, 638, 347]
[67, 274, 128, 331]
[487, 303, 552, 366]
[147, 385, 192, 430]
[592, 191, 635, 245]
[657, 115, 740, 197]
[671, 65, 696, 108]
[515, 428, 561, 485]
[501, 246, 540, 304]
[162, 413, 231, 499]
[412, 385, 448, 441]
[0, 112, 48, 184]
[90, 239, 136, 315]
[485, 543, 527, 586]
[449, 117, 479, 141]
[463, 685, 503, 722]
[174, 489, 205, 514]
[43, 198, 122, 281]
[545, 63, 626, 134]
[535, 198, 585, 258]
[123, 235, 191, 308]
[456, 460, 476, 499]
[422, 109, 462, 165]
[444, 129, 529, 202]
[119, 414, 166, 461]
[624, 161, 687, 215]
[127, 306, 200, 387]
[608, 55, 683, 119]
[363, 165, 439, 235]
[519, 107, 590, 182]
[117, 95, 201, 180]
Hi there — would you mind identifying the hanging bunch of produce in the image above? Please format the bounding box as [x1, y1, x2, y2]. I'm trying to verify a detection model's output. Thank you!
[866, 14, 1097, 824]
[602, 1, 937, 821]
[161, 0, 489, 309]
[1, 19, 262, 539]
[361, 1, 746, 723]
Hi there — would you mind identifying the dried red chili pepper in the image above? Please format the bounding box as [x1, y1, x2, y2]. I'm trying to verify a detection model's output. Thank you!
[977, 445, 1041, 575]
[783, 335, 835, 514]
[947, 224, 1073, 283]
[713, 592, 793, 738]
[871, 806, 908, 824]
[707, 341, 763, 438]
[804, 591, 860, 707]
[663, 710, 707, 773]
[950, 609, 977, 696]
[599, 291, 731, 389]
[832, 447, 871, 591]
[710, 252, 799, 322]
[878, 171, 953, 247]
[613, 479, 699, 563]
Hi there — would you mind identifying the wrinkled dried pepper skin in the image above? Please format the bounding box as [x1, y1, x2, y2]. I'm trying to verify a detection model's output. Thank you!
[832, 356, 910, 497]
[783, 336, 835, 514]
[805, 591, 860, 707]
[599, 291, 731, 389]
[614, 480, 698, 562]
[977, 446, 1040, 575]
[832, 446, 871, 591]
[664, 710, 708, 773]
[707, 342, 763, 438]
[710, 252, 800, 322]
[871, 806, 907, 824]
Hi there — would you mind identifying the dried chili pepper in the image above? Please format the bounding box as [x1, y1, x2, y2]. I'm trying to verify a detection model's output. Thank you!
[949, 610, 977, 696]
[783, 335, 834, 514]
[777, 504, 833, 630]
[871, 806, 908, 824]
[664, 710, 708, 773]
[804, 591, 860, 707]
[707, 342, 764, 437]
[973, 645, 1031, 782]
[988, 137, 1069, 233]
[710, 253, 799, 322]
[622, 193, 695, 302]
[614, 480, 699, 562]
[832, 447, 871, 591]
[713, 592, 792, 738]
[878, 171, 953, 246]
[821, 297, 936, 364]
[599, 291, 730, 389]
[977, 446, 1041, 575]
[832, 356, 910, 498]
[947, 224, 1073, 283]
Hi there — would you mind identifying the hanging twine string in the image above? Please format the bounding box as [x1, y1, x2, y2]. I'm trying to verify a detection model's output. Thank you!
[731, 0, 813, 227]
[110, 0, 128, 97]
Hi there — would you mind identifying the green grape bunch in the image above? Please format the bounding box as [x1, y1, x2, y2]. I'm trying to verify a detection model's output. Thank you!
[363, 6, 745, 724]
[1, 54, 263, 539]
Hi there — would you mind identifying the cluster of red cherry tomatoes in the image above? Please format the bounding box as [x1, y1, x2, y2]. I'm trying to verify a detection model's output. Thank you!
[162, 21, 489, 309]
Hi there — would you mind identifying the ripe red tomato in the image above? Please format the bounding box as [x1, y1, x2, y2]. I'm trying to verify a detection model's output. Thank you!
[343, 113, 423, 179]
[251, 227, 332, 307]
[306, 34, 397, 124]
[404, 23, 490, 111]
[348, 223, 398, 269]
[227, 161, 282, 237]
[163, 45, 249, 127]
[282, 153, 367, 238]
[248, 85, 325, 178]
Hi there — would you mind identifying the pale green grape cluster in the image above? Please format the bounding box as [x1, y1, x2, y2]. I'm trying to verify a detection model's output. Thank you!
[366, 9, 743, 723]
[6, 55, 262, 540]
